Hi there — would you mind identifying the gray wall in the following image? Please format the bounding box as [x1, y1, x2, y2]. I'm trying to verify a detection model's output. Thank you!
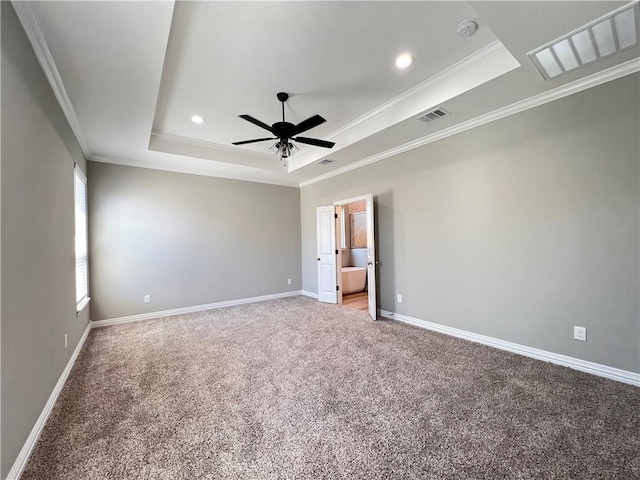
[301, 73, 640, 373]
[1, 3, 90, 477]
[88, 162, 302, 320]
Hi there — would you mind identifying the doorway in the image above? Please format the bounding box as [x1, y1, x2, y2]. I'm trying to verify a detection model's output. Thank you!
[337, 199, 369, 311]
[316, 194, 377, 320]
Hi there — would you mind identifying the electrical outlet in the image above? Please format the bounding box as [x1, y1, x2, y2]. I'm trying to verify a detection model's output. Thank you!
[287, 278, 292, 285]
[144, 295, 151, 304]
[397, 294, 403, 303]
[574, 326, 587, 342]
[64, 334, 68, 349]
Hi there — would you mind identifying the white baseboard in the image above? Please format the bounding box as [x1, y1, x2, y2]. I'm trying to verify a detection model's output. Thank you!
[91, 290, 303, 328]
[380, 310, 639, 387]
[7, 323, 91, 480]
[301, 290, 319, 299]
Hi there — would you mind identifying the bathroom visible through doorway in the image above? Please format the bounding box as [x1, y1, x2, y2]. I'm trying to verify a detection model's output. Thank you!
[338, 200, 369, 311]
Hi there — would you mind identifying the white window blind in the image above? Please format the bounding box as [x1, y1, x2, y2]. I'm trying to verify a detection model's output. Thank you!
[74, 166, 89, 309]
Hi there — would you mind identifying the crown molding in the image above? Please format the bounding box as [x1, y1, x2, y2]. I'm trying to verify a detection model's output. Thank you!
[150, 131, 274, 160]
[299, 57, 640, 188]
[12, 1, 91, 158]
[327, 40, 508, 142]
[289, 40, 520, 172]
[89, 155, 299, 188]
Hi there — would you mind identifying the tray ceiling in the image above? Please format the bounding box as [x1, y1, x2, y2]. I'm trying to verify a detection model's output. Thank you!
[14, 1, 639, 186]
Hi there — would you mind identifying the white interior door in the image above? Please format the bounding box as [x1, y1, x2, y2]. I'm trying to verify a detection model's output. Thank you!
[365, 195, 377, 319]
[316, 206, 337, 303]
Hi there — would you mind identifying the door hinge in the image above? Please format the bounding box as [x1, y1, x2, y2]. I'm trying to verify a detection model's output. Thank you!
[335, 249, 339, 255]
[335, 213, 338, 219]
[336, 285, 340, 291]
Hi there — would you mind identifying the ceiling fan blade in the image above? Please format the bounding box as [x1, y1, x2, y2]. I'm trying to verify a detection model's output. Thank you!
[232, 137, 276, 145]
[239, 115, 274, 133]
[293, 136, 335, 149]
[293, 115, 326, 135]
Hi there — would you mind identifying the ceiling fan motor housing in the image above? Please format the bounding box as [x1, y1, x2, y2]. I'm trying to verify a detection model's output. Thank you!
[272, 122, 296, 139]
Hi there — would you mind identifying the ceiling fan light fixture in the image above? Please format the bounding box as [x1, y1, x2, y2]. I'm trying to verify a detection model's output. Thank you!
[269, 142, 281, 154]
[271, 141, 298, 167]
[280, 142, 299, 159]
[191, 115, 205, 124]
[395, 52, 414, 69]
[290, 142, 300, 157]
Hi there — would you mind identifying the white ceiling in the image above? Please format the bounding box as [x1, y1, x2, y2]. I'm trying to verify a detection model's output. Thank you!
[14, 1, 640, 187]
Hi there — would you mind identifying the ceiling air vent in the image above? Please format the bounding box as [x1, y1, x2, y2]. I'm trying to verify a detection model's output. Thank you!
[528, 2, 640, 81]
[416, 108, 449, 123]
[317, 159, 335, 165]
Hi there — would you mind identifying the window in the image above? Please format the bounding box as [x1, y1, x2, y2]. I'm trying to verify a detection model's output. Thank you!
[74, 166, 89, 312]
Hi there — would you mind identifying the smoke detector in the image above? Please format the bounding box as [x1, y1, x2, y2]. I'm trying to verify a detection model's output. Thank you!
[456, 20, 478, 38]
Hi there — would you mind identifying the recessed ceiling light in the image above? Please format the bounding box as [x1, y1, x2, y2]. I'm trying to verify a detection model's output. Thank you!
[191, 115, 205, 124]
[395, 52, 414, 69]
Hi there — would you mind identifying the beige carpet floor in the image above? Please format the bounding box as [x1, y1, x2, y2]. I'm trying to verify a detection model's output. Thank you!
[22, 296, 639, 479]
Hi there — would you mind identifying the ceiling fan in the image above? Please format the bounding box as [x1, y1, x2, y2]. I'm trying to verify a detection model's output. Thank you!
[233, 92, 335, 165]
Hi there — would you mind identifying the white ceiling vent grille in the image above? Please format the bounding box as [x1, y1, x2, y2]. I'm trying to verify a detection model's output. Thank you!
[416, 108, 449, 123]
[317, 159, 335, 165]
[528, 2, 640, 81]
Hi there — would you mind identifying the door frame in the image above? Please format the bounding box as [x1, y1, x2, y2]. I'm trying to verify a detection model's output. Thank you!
[333, 194, 377, 319]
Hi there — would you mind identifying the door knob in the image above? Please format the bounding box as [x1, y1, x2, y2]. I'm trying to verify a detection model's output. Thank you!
[367, 261, 373, 265]
[317, 257, 321, 261]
